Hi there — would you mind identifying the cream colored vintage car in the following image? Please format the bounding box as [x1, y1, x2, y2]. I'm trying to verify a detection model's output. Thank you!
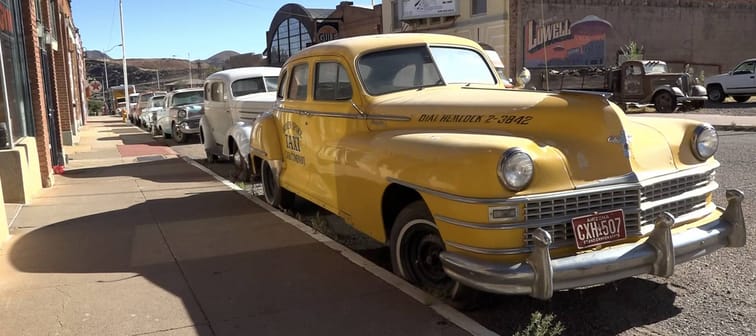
[249, 33, 746, 300]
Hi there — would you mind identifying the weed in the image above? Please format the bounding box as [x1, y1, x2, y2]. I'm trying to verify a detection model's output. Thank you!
[513, 311, 566, 336]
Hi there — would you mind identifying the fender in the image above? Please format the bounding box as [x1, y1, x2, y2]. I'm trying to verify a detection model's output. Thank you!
[225, 122, 252, 158]
[250, 111, 283, 161]
[199, 116, 215, 152]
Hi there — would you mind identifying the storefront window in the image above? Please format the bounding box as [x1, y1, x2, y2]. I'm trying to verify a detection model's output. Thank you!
[0, 0, 33, 143]
[270, 18, 311, 66]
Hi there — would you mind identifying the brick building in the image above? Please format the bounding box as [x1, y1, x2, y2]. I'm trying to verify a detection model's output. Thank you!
[1, 0, 87, 240]
[382, 0, 756, 80]
[264, 1, 382, 67]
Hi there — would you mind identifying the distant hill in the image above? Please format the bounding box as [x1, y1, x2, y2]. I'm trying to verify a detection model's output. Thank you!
[205, 50, 240, 68]
[85, 50, 109, 60]
[85, 49, 242, 93]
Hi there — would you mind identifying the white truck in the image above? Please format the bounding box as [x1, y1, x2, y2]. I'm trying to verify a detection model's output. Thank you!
[200, 67, 280, 181]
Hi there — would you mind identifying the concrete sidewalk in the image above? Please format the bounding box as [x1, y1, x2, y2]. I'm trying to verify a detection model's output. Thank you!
[630, 112, 756, 131]
[0, 116, 486, 336]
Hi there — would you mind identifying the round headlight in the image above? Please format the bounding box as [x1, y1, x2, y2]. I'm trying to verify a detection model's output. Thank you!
[177, 110, 187, 118]
[498, 149, 534, 191]
[691, 124, 718, 160]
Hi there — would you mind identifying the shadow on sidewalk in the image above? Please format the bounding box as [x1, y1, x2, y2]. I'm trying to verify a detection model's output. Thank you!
[6, 190, 460, 335]
[62, 158, 214, 184]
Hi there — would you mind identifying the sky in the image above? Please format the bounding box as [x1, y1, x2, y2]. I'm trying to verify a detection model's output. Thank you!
[71, 0, 379, 61]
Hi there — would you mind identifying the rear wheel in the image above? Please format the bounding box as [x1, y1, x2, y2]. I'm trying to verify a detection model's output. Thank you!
[389, 201, 480, 309]
[708, 85, 726, 103]
[653, 91, 676, 113]
[733, 95, 751, 103]
[233, 148, 251, 182]
[261, 160, 294, 209]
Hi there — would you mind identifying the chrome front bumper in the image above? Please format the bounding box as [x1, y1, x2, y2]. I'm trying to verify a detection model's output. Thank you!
[440, 189, 746, 300]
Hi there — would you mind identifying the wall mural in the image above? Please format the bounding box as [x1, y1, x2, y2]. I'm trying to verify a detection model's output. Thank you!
[524, 15, 612, 68]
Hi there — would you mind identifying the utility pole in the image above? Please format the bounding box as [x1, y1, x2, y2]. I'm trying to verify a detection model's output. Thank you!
[188, 52, 192, 87]
[156, 69, 160, 90]
[119, 0, 129, 121]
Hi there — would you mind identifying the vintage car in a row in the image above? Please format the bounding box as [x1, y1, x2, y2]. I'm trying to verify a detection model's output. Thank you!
[155, 88, 204, 143]
[200, 67, 279, 181]
[249, 33, 746, 301]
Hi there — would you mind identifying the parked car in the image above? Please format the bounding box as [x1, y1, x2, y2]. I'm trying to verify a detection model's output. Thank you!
[704, 58, 756, 103]
[249, 33, 746, 302]
[138, 94, 166, 131]
[200, 67, 279, 180]
[155, 88, 204, 142]
[130, 91, 165, 126]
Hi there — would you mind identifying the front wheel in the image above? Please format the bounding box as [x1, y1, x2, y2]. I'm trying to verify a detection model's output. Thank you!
[653, 91, 676, 113]
[260, 160, 294, 209]
[708, 85, 726, 103]
[733, 95, 751, 103]
[173, 124, 187, 143]
[389, 201, 481, 309]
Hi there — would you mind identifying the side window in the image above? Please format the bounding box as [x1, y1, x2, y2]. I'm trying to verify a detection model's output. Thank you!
[734, 61, 755, 75]
[211, 82, 225, 102]
[204, 83, 212, 100]
[315, 62, 352, 101]
[277, 70, 288, 99]
[288, 64, 309, 100]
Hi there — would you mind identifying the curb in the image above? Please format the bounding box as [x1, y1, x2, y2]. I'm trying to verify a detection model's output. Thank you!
[713, 124, 756, 132]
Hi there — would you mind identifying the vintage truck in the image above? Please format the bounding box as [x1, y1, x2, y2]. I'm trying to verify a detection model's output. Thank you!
[535, 60, 707, 112]
[249, 33, 745, 301]
[200, 67, 280, 181]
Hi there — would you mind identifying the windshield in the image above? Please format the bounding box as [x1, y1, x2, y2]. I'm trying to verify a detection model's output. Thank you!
[358, 46, 496, 95]
[171, 91, 203, 106]
[231, 76, 279, 97]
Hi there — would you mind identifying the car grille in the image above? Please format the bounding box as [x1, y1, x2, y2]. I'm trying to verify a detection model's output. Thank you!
[524, 170, 716, 248]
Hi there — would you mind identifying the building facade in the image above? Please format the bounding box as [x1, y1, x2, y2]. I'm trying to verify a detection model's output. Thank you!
[1, 0, 87, 239]
[265, 1, 382, 67]
[382, 0, 756, 81]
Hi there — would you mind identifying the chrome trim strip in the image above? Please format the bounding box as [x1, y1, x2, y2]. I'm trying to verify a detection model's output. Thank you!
[640, 181, 718, 211]
[435, 214, 519, 230]
[445, 240, 531, 255]
[388, 166, 716, 205]
[276, 107, 410, 121]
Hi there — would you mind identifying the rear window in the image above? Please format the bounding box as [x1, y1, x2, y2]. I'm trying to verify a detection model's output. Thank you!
[172, 91, 203, 106]
[231, 76, 279, 97]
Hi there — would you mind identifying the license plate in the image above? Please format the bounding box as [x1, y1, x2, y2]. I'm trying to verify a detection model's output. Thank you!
[571, 209, 626, 249]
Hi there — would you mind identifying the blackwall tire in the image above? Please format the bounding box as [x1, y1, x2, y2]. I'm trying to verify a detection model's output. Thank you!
[261, 160, 294, 209]
[733, 95, 750, 103]
[708, 85, 726, 103]
[653, 91, 676, 113]
[233, 149, 251, 182]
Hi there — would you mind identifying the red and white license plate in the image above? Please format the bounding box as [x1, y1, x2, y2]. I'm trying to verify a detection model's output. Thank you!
[571, 209, 627, 249]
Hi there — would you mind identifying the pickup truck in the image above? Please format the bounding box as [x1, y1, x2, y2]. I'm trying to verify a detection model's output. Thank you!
[200, 67, 280, 181]
[539, 60, 707, 112]
[704, 58, 756, 103]
[249, 33, 745, 302]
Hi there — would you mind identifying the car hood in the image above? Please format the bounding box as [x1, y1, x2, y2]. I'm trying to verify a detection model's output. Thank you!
[704, 73, 729, 84]
[366, 86, 708, 186]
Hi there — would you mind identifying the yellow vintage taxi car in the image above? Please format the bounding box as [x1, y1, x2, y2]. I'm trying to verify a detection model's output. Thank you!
[249, 33, 746, 300]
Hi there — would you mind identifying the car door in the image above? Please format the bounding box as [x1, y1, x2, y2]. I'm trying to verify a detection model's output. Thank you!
[276, 57, 366, 213]
[204, 80, 230, 145]
[725, 60, 756, 95]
